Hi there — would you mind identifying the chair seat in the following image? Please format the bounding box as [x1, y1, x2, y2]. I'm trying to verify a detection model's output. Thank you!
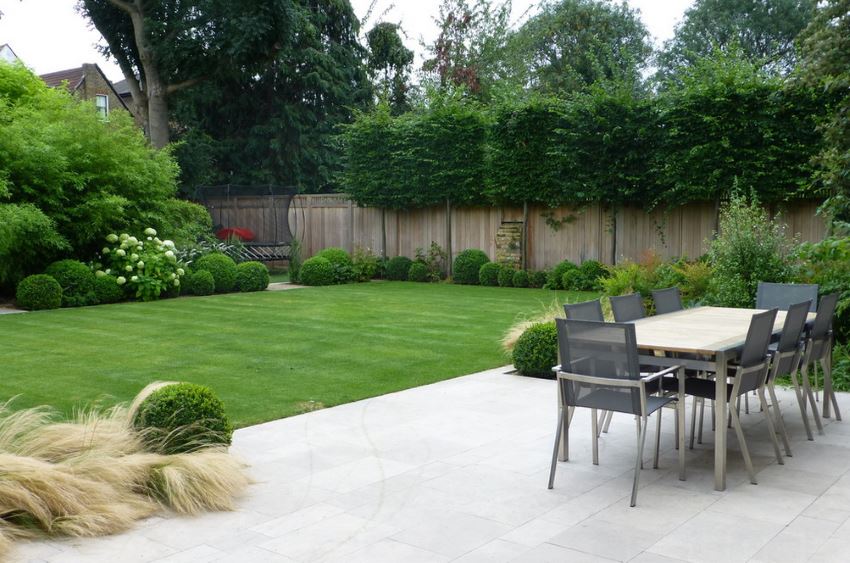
[575, 388, 675, 415]
[684, 377, 735, 401]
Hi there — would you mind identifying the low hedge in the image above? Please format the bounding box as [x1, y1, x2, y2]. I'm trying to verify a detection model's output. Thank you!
[529, 270, 548, 288]
[194, 253, 238, 293]
[386, 256, 412, 281]
[235, 261, 270, 292]
[498, 265, 515, 287]
[94, 274, 125, 304]
[188, 269, 216, 295]
[512, 322, 558, 378]
[453, 249, 489, 285]
[512, 269, 529, 288]
[315, 247, 354, 283]
[408, 261, 429, 282]
[546, 260, 578, 290]
[299, 256, 335, 286]
[16, 274, 62, 310]
[44, 259, 97, 307]
[479, 262, 501, 286]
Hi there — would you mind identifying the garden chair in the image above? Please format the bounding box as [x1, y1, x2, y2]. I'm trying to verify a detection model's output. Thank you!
[756, 282, 818, 312]
[563, 299, 604, 321]
[683, 309, 779, 483]
[548, 318, 685, 506]
[799, 293, 841, 431]
[652, 287, 683, 315]
[611, 293, 645, 322]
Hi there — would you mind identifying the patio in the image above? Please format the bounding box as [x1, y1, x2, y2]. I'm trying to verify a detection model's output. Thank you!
[15, 366, 850, 563]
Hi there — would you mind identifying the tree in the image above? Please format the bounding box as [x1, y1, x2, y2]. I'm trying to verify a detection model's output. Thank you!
[366, 22, 414, 114]
[506, 0, 652, 95]
[657, 0, 816, 80]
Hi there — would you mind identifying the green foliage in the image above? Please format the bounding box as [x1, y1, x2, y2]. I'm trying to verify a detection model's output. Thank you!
[414, 242, 448, 282]
[707, 197, 792, 307]
[352, 246, 380, 282]
[298, 257, 335, 286]
[194, 253, 238, 294]
[529, 270, 548, 288]
[497, 265, 515, 287]
[601, 254, 713, 309]
[133, 383, 233, 454]
[512, 321, 558, 378]
[478, 262, 502, 286]
[512, 269, 529, 288]
[547, 260, 578, 290]
[315, 247, 355, 284]
[386, 256, 413, 281]
[94, 274, 125, 304]
[236, 261, 270, 292]
[288, 239, 303, 284]
[794, 236, 850, 341]
[0, 203, 69, 293]
[95, 230, 186, 302]
[571, 260, 609, 291]
[831, 342, 850, 391]
[44, 260, 97, 308]
[366, 22, 414, 114]
[453, 249, 489, 285]
[187, 270, 215, 296]
[15, 274, 62, 311]
[408, 262, 430, 282]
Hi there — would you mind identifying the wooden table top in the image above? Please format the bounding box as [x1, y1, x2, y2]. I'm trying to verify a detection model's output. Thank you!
[631, 306, 812, 355]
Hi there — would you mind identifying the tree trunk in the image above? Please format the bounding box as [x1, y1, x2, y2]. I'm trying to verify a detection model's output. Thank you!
[147, 86, 170, 149]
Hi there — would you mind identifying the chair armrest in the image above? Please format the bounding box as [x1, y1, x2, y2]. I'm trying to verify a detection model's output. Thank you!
[641, 365, 683, 382]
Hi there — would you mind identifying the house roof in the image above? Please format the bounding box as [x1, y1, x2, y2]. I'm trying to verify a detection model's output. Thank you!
[113, 78, 132, 97]
[0, 43, 20, 63]
[39, 66, 86, 91]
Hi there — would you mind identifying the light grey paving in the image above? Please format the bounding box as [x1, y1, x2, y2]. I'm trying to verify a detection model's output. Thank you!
[12, 367, 850, 562]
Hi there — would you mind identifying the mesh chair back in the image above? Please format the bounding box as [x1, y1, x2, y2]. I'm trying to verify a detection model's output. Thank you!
[756, 282, 818, 312]
[809, 293, 840, 360]
[737, 308, 778, 393]
[773, 300, 811, 377]
[610, 293, 645, 322]
[556, 318, 642, 415]
[564, 299, 604, 321]
[652, 287, 683, 315]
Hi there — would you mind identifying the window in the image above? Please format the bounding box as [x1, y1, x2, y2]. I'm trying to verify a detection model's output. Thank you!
[95, 94, 109, 120]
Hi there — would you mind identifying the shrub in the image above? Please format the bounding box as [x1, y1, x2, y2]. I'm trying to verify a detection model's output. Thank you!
[546, 260, 578, 290]
[513, 269, 529, 288]
[478, 262, 502, 286]
[315, 247, 354, 283]
[0, 203, 69, 292]
[453, 249, 489, 285]
[386, 256, 413, 281]
[288, 239, 303, 283]
[679, 260, 713, 304]
[512, 321, 558, 378]
[529, 270, 548, 288]
[15, 274, 62, 310]
[498, 265, 515, 287]
[133, 383, 233, 454]
[299, 256, 335, 286]
[415, 242, 448, 281]
[795, 236, 850, 341]
[352, 246, 379, 282]
[94, 274, 125, 304]
[187, 270, 215, 296]
[44, 259, 97, 307]
[577, 260, 608, 291]
[235, 261, 269, 292]
[408, 262, 430, 282]
[97, 229, 186, 301]
[194, 253, 238, 293]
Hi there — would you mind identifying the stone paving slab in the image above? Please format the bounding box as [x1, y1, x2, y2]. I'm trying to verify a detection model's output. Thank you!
[13, 367, 850, 562]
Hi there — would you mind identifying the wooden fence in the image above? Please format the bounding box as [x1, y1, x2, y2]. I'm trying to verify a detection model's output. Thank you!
[205, 194, 827, 269]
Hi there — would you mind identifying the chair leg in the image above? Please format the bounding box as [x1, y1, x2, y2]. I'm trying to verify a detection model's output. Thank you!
[603, 410, 614, 433]
[730, 407, 757, 485]
[758, 387, 783, 465]
[597, 410, 605, 437]
[802, 363, 825, 435]
[678, 395, 686, 481]
[635, 416, 644, 470]
[697, 398, 705, 444]
[631, 415, 648, 507]
[823, 353, 842, 421]
[591, 408, 599, 465]
[744, 392, 749, 415]
[689, 396, 698, 449]
[654, 408, 662, 469]
[790, 369, 814, 441]
[674, 409, 679, 450]
[548, 407, 565, 489]
[768, 384, 792, 457]
[711, 399, 715, 431]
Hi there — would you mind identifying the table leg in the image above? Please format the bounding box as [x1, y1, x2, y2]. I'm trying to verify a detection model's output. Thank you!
[714, 350, 728, 491]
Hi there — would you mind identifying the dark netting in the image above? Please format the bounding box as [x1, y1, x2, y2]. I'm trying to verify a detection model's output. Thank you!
[556, 319, 643, 415]
[756, 282, 819, 312]
[564, 299, 604, 321]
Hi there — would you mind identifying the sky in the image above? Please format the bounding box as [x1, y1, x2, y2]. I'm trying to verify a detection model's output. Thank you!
[0, 0, 693, 83]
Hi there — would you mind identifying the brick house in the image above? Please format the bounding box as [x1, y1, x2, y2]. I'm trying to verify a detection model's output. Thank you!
[39, 63, 130, 119]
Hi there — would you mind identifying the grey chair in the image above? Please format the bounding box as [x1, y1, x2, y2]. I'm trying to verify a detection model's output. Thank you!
[610, 293, 645, 322]
[756, 282, 818, 312]
[800, 293, 841, 430]
[683, 309, 779, 483]
[564, 299, 604, 321]
[549, 318, 685, 506]
[652, 287, 683, 315]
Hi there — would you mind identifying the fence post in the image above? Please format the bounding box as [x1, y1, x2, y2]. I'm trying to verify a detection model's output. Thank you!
[522, 201, 529, 270]
[381, 208, 387, 259]
[446, 198, 453, 278]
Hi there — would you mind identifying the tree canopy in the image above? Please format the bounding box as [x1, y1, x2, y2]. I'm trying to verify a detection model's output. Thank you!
[366, 22, 414, 114]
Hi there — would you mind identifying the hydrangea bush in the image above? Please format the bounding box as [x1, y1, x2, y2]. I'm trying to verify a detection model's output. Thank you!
[94, 228, 185, 302]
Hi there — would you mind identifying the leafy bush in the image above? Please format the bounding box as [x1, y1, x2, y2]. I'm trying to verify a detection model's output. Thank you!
[513, 269, 529, 288]
[453, 249, 489, 285]
[529, 270, 548, 288]
[315, 247, 354, 284]
[15, 274, 62, 310]
[415, 242, 448, 281]
[386, 256, 413, 281]
[299, 256, 335, 286]
[498, 265, 515, 287]
[707, 197, 792, 308]
[795, 236, 850, 342]
[546, 260, 578, 290]
[352, 246, 379, 282]
[678, 260, 713, 304]
[479, 262, 502, 286]
[0, 203, 69, 292]
[44, 259, 97, 307]
[93, 274, 125, 304]
[512, 321, 558, 378]
[235, 261, 269, 292]
[408, 261, 430, 282]
[187, 270, 215, 296]
[133, 383, 233, 454]
[95, 229, 186, 301]
[576, 260, 608, 291]
[288, 239, 303, 283]
[194, 253, 238, 293]
[174, 237, 243, 267]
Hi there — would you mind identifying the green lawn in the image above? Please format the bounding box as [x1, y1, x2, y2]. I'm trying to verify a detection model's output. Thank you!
[0, 283, 595, 427]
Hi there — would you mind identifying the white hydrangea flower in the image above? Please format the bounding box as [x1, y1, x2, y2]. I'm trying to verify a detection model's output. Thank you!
[144, 227, 157, 237]
[119, 233, 129, 241]
[95, 270, 106, 278]
[130, 253, 139, 262]
[120, 242, 129, 250]
[177, 268, 185, 276]
[125, 265, 133, 272]
[105, 269, 111, 275]
[165, 250, 175, 259]
[163, 240, 175, 249]
[116, 249, 126, 257]
[106, 234, 119, 243]
[154, 237, 162, 244]
[173, 279, 180, 287]
[102, 247, 111, 254]
[137, 261, 145, 269]
[116, 276, 126, 285]
[128, 237, 138, 245]
[131, 275, 139, 282]
[147, 236, 153, 241]
[170, 273, 176, 280]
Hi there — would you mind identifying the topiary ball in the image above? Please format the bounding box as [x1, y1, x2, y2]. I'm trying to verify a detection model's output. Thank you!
[188, 269, 215, 296]
[315, 247, 354, 284]
[408, 261, 429, 282]
[94, 274, 125, 304]
[498, 265, 515, 287]
[578, 259, 609, 291]
[386, 256, 413, 281]
[478, 262, 501, 286]
[44, 259, 97, 307]
[529, 270, 548, 288]
[512, 321, 558, 378]
[236, 261, 270, 292]
[299, 256, 335, 286]
[547, 260, 578, 290]
[133, 382, 233, 454]
[453, 249, 489, 285]
[562, 268, 582, 291]
[513, 270, 529, 288]
[194, 253, 238, 293]
[16, 274, 62, 310]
